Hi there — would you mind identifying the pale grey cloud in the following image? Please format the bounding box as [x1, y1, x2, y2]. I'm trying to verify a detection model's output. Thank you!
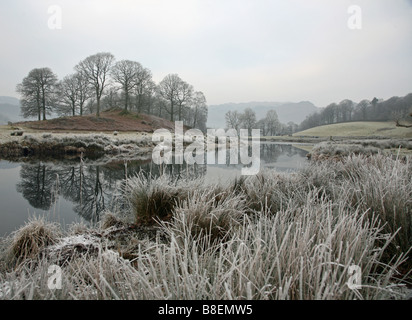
[0, 0, 411, 108]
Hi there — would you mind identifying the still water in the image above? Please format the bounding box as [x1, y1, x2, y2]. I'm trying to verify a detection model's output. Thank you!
[0, 143, 309, 236]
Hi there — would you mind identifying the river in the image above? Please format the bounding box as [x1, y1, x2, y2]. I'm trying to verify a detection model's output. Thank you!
[0, 142, 309, 236]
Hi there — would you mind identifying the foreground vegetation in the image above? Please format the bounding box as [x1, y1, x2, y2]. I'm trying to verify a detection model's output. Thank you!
[0, 153, 411, 300]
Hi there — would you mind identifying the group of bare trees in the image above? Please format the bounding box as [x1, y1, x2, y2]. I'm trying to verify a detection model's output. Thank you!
[299, 93, 412, 131]
[16, 52, 208, 132]
[225, 108, 298, 136]
[16, 67, 59, 121]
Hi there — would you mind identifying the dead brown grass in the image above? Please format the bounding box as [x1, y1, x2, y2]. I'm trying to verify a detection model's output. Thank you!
[8, 216, 61, 265]
[12, 109, 178, 133]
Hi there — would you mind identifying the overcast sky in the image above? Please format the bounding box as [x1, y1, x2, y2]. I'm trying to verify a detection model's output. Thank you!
[1, 0, 411, 108]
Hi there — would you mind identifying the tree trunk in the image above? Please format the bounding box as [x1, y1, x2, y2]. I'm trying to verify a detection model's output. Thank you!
[137, 94, 142, 113]
[72, 99, 76, 116]
[96, 87, 101, 117]
[42, 94, 46, 121]
[96, 97, 100, 117]
[125, 91, 129, 111]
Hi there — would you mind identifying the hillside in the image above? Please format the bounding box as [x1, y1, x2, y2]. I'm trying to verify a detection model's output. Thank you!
[12, 109, 178, 133]
[294, 121, 412, 138]
[207, 101, 318, 128]
[0, 96, 22, 124]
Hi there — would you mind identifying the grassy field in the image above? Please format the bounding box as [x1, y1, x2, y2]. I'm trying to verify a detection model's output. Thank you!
[294, 121, 412, 138]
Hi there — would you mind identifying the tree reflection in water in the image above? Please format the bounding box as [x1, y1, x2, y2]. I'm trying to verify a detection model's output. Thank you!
[15, 143, 307, 224]
[16, 157, 207, 223]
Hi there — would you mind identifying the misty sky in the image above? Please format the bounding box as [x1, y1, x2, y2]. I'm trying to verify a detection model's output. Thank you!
[1, 0, 411, 108]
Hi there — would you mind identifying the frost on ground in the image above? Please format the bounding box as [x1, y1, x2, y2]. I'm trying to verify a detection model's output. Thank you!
[0, 131, 155, 158]
[0, 152, 411, 300]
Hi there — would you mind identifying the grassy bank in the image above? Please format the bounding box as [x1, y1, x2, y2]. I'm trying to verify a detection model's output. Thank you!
[0, 153, 411, 300]
[0, 131, 154, 159]
[308, 139, 412, 160]
[294, 121, 412, 139]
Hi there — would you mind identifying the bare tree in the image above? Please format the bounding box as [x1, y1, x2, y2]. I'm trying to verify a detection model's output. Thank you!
[338, 99, 354, 122]
[142, 78, 157, 115]
[135, 67, 154, 113]
[175, 80, 193, 121]
[16, 67, 58, 121]
[101, 87, 121, 110]
[225, 110, 241, 132]
[58, 72, 92, 116]
[265, 110, 280, 136]
[76, 71, 92, 116]
[190, 91, 208, 131]
[354, 99, 370, 121]
[111, 60, 141, 111]
[239, 107, 257, 135]
[157, 74, 182, 121]
[75, 52, 115, 117]
[57, 74, 78, 116]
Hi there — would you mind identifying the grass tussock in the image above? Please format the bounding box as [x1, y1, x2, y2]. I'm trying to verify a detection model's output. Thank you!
[7, 216, 61, 265]
[0, 153, 411, 300]
[124, 173, 204, 224]
[162, 188, 248, 249]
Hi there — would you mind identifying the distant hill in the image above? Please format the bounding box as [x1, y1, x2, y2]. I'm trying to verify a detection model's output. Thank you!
[0, 96, 22, 124]
[207, 101, 318, 128]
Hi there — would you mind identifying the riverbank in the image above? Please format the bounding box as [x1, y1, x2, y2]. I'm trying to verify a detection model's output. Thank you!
[0, 127, 155, 159]
[0, 109, 184, 159]
[0, 152, 410, 300]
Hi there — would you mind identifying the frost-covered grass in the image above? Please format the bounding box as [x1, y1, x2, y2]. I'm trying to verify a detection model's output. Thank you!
[310, 139, 412, 159]
[0, 153, 411, 300]
[0, 132, 155, 158]
[24, 132, 154, 148]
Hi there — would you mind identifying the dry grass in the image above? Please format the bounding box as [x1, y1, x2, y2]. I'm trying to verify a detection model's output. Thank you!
[0, 153, 411, 300]
[6, 216, 61, 265]
[124, 173, 204, 224]
[12, 109, 176, 133]
[310, 139, 412, 159]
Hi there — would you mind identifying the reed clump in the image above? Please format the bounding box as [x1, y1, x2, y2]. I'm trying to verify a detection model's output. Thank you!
[7, 216, 61, 265]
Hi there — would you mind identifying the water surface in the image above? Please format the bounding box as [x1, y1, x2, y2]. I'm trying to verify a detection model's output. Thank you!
[0, 143, 309, 236]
